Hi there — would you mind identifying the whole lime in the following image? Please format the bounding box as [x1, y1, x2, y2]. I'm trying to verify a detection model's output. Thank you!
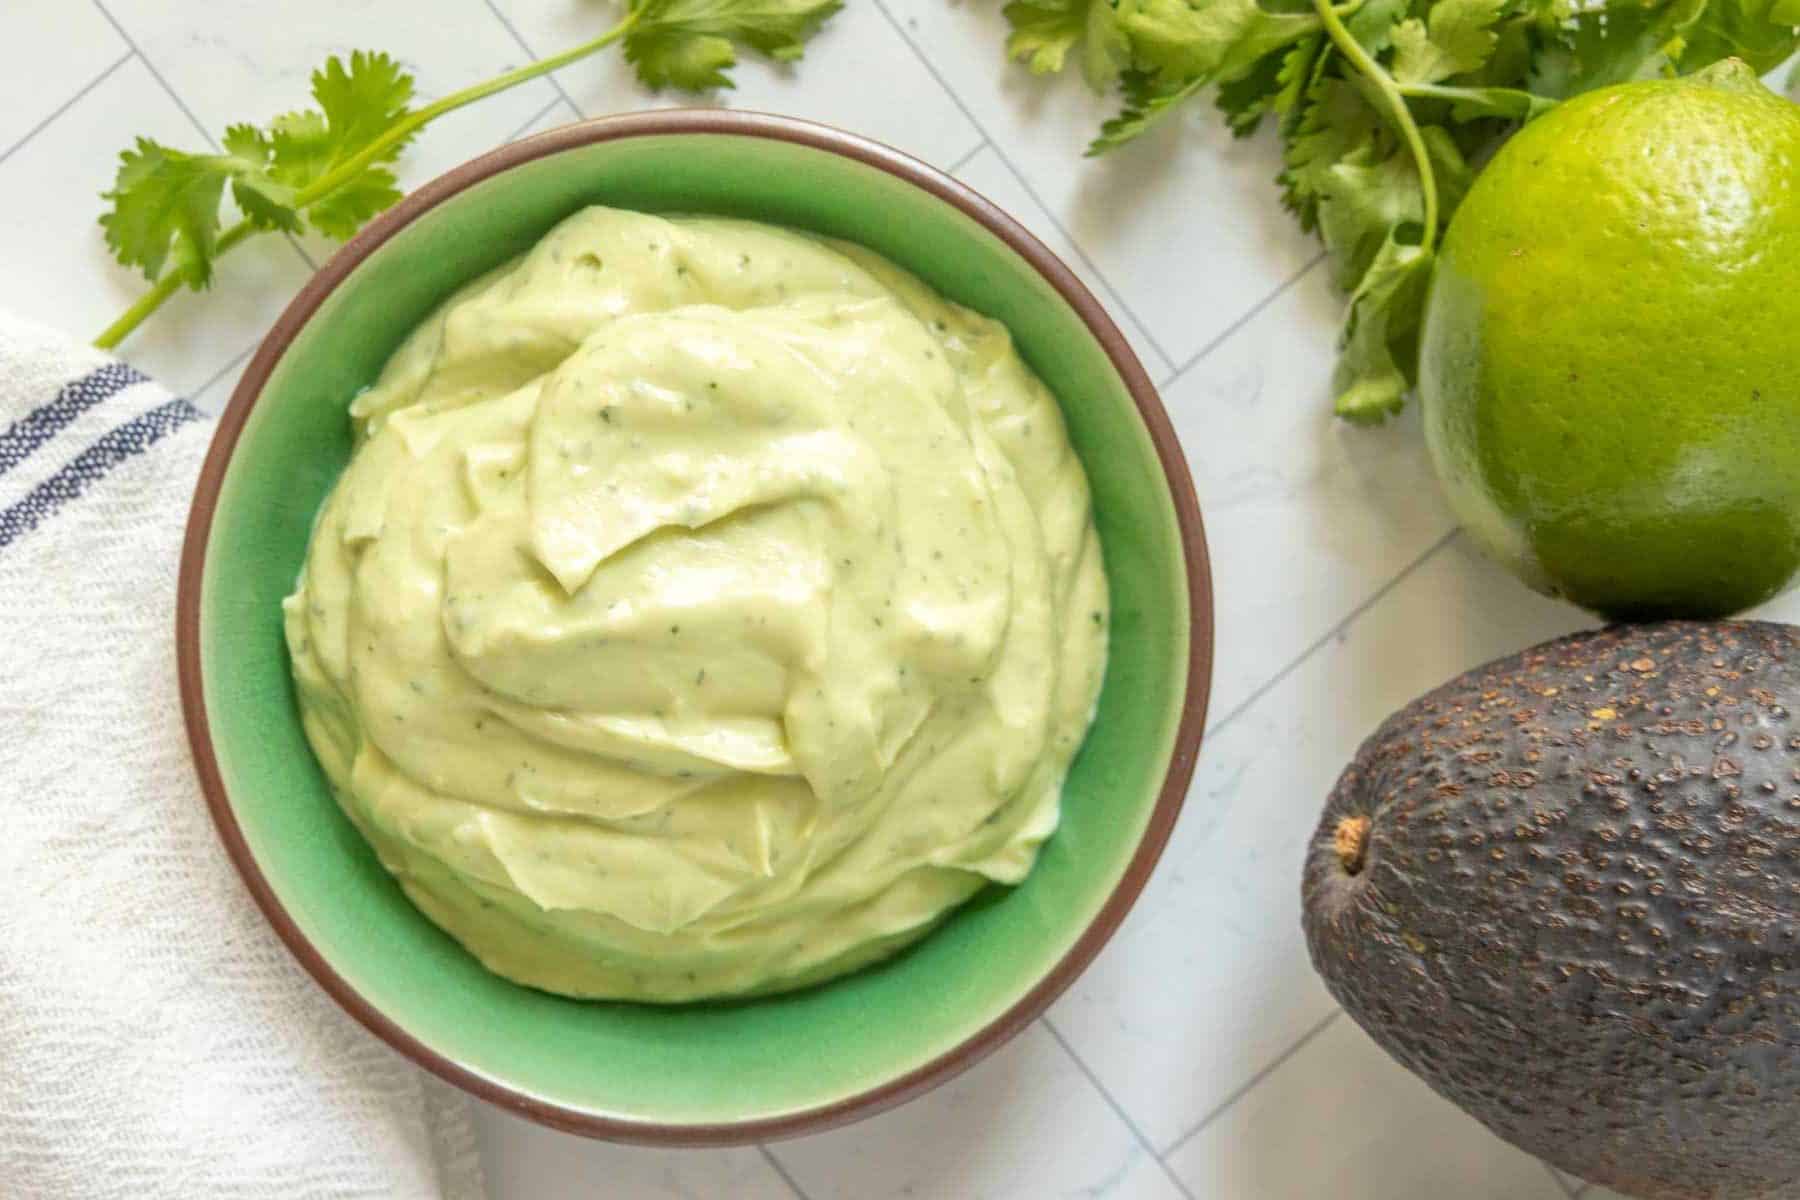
[1420, 61, 1800, 619]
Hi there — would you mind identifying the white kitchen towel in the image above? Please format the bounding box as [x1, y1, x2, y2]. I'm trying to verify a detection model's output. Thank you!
[0, 314, 487, 1200]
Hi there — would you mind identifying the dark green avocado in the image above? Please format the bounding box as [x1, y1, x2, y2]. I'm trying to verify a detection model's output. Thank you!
[1303, 621, 1800, 1199]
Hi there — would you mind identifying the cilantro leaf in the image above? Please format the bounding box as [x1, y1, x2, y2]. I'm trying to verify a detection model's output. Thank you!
[1216, 45, 1293, 133]
[629, 31, 736, 88]
[1005, 1, 1090, 75]
[265, 111, 333, 190]
[1677, 0, 1800, 72]
[1333, 236, 1433, 423]
[253, 51, 414, 241]
[1317, 146, 1423, 289]
[305, 51, 414, 171]
[1121, 0, 1322, 87]
[306, 168, 404, 240]
[1346, 0, 1412, 55]
[1281, 77, 1385, 229]
[1006, 0, 1131, 89]
[1089, 0, 1322, 151]
[1529, 0, 1705, 97]
[1273, 34, 1327, 128]
[625, 0, 844, 90]
[1470, 10, 1537, 87]
[1090, 70, 1206, 152]
[268, 51, 415, 241]
[100, 139, 232, 287]
[1084, 0, 1135, 88]
[1216, 30, 1324, 136]
[220, 124, 300, 234]
[1392, 0, 1510, 84]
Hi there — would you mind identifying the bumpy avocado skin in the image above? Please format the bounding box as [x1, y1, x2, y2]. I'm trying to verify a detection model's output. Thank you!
[1304, 622, 1800, 1199]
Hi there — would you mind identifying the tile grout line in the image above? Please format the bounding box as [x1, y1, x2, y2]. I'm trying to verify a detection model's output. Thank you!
[1205, 526, 1461, 742]
[941, 131, 1190, 388]
[1157, 251, 1328, 391]
[1042, 1016, 1198, 1200]
[91, 0, 214, 149]
[1162, 1009, 1344, 1159]
[966, 145, 1177, 381]
[90, 0, 317, 274]
[288, 237, 319, 272]
[944, 136, 992, 177]
[868, 0, 1180, 382]
[506, 95, 577, 143]
[480, 0, 589, 119]
[0, 49, 135, 170]
[758, 1143, 813, 1200]
[189, 343, 259, 406]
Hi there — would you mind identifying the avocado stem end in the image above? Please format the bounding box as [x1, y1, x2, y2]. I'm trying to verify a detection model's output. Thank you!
[1335, 815, 1372, 876]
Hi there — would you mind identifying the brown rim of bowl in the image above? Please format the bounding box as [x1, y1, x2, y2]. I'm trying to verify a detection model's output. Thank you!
[175, 109, 1214, 1147]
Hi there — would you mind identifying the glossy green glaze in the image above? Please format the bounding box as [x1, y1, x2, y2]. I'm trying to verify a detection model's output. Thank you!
[1420, 64, 1800, 619]
[194, 124, 1203, 1134]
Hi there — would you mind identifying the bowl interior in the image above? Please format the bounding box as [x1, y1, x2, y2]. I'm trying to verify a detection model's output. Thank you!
[197, 124, 1200, 1133]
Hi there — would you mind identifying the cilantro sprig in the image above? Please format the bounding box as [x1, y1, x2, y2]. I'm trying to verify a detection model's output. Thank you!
[94, 0, 842, 349]
[1005, 0, 1800, 420]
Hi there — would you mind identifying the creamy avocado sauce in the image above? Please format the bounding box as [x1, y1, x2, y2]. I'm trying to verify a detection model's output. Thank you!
[284, 207, 1109, 1001]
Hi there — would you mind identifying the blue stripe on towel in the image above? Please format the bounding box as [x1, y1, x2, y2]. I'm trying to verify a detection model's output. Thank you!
[0, 397, 202, 552]
[0, 362, 149, 480]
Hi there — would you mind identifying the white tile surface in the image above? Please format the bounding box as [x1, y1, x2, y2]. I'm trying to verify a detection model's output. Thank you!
[1159, 260, 1462, 726]
[769, 1023, 1185, 1200]
[474, 1105, 798, 1200]
[0, 6, 1634, 1197]
[0, 3, 126, 156]
[1164, 1016, 1571, 1199]
[1743, 581, 1800, 623]
[954, 145, 1175, 379]
[488, 0, 983, 171]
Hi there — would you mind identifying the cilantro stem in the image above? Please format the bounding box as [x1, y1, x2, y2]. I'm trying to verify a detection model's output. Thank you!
[1395, 82, 1460, 102]
[289, 12, 641, 214]
[1312, 0, 1439, 255]
[92, 7, 643, 351]
[1395, 80, 1556, 121]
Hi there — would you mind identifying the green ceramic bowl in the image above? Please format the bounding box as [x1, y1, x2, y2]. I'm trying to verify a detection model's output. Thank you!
[177, 111, 1212, 1144]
